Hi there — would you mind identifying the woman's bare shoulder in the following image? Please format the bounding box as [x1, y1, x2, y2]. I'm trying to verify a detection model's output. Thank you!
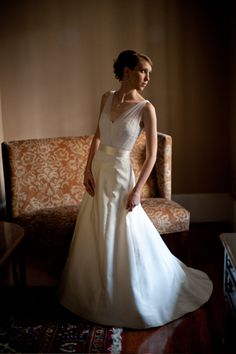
[102, 90, 114, 99]
[99, 91, 113, 113]
[143, 101, 156, 115]
[100, 90, 113, 104]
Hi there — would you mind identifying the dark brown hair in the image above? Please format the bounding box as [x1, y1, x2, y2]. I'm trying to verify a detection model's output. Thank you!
[113, 50, 153, 81]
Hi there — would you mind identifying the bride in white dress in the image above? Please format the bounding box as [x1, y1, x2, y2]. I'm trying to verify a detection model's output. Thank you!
[58, 50, 213, 329]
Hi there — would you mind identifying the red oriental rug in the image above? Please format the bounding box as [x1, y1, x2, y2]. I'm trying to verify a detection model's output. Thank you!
[0, 287, 123, 353]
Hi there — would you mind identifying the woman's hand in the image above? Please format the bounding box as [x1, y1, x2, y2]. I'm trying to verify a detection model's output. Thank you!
[83, 169, 95, 196]
[126, 189, 141, 212]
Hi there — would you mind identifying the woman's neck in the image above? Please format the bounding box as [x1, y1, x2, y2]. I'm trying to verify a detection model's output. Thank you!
[115, 85, 140, 103]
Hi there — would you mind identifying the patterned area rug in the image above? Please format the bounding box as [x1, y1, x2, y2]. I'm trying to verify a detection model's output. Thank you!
[0, 287, 123, 353]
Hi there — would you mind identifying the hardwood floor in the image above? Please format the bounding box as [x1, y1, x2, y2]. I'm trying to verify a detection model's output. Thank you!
[121, 222, 234, 354]
[1, 222, 235, 353]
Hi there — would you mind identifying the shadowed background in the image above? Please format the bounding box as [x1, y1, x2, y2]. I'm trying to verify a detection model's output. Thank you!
[0, 0, 235, 208]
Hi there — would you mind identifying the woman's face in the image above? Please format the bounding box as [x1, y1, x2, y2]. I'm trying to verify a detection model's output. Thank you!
[126, 58, 152, 91]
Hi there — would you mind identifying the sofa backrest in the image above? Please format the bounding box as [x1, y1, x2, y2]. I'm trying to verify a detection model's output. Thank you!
[2, 132, 172, 218]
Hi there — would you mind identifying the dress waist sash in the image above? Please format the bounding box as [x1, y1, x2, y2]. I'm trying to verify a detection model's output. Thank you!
[99, 144, 130, 158]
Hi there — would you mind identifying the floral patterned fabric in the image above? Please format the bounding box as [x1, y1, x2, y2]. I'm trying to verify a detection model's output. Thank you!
[131, 132, 172, 199]
[141, 198, 190, 234]
[3, 133, 172, 218]
[2, 136, 93, 217]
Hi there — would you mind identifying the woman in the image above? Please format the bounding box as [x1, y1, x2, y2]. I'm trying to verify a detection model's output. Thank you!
[58, 50, 213, 329]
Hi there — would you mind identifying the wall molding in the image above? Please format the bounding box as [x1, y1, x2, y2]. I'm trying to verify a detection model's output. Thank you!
[172, 193, 234, 225]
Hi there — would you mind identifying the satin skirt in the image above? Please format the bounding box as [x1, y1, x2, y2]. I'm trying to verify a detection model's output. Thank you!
[58, 144, 213, 329]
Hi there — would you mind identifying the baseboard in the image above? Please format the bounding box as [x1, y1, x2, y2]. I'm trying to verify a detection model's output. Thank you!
[172, 193, 233, 223]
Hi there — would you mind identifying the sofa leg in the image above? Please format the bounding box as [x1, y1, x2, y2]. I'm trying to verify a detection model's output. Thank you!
[161, 231, 190, 264]
[11, 244, 26, 287]
[180, 231, 190, 264]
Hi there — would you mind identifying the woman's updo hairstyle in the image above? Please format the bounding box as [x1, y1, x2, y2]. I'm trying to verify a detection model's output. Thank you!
[113, 50, 152, 81]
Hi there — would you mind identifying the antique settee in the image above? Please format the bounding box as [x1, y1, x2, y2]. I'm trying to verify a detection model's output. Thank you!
[2, 132, 190, 284]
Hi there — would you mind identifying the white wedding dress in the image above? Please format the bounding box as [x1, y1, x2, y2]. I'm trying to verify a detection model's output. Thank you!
[58, 91, 213, 329]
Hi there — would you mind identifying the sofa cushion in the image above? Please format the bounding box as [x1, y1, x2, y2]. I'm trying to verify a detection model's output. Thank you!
[141, 198, 190, 234]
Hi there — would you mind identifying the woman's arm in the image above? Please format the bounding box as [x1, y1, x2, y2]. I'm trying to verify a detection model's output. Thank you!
[126, 102, 158, 211]
[83, 92, 109, 196]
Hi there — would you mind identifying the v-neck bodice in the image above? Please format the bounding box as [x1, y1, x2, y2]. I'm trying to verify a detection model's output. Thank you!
[99, 91, 148, 151]
[110, 93, 147, 123]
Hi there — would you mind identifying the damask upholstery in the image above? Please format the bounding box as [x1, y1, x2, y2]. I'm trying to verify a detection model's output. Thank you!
[2, 136, 93, 217]
[2, 132, 190, 280]
[132, 132, 172, 200]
